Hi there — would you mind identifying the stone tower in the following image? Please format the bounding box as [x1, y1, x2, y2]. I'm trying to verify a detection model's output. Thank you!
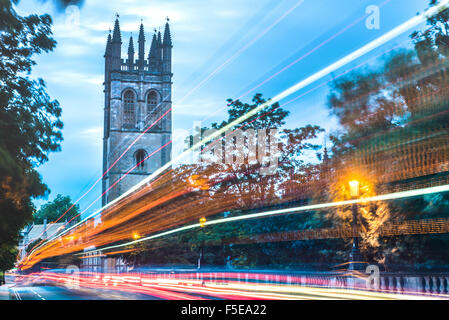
[102, 16, 172, 206]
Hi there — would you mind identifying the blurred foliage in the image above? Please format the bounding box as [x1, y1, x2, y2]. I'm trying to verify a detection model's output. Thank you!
[0, 0, 62, 271]
[324, 0, 449, 270]
[25, 238, 43, 255]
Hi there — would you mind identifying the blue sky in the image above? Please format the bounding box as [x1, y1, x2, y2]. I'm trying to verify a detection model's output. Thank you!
[14, 0, 433, 215]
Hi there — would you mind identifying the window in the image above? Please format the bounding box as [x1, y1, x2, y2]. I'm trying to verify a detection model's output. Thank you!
[147, 91, 162, 129]
[135, 149, 146, 170]
[123, 90, 136, 128]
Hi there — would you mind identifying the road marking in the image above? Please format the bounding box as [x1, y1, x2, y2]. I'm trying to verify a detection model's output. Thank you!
[12, 288, 21, 300]
[31, 289, 46, 300]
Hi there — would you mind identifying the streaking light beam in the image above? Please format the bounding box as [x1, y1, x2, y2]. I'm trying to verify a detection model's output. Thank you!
[84, 182, 449, 254]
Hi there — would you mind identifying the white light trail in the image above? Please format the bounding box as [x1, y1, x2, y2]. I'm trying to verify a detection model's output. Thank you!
[84, 182, 449, 254]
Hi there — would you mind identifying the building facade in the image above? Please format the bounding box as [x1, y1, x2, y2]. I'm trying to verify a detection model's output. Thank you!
[18, 219, 67, 260]
[102, 16, 173, 206]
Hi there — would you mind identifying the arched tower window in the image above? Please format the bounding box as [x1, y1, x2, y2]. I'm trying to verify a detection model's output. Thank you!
[146, 90, 162, 129]
[123, 90, 136, 128]
[135, 149, 147, 170]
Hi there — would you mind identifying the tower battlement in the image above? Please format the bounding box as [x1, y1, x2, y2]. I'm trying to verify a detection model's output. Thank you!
[105, 17, 172, 76]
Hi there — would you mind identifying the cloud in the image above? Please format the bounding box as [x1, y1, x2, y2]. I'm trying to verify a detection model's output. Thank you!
[173, 97, 228, 118]
[172, 127, 190, 155]
[83, 21, 111, 32]
[122, 4, 187, 25]
[40, 0, 85, 12]
[55, 43, 89, 56]
[77, 126, 103, 147]
[214, 9, 243, 19]
[81, 126, 103, 137]
[45, 70, 103, 86]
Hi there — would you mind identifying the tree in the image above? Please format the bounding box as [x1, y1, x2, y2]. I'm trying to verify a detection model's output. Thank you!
[0, 0, 63, 272]
[186, 93, 322, 208]
[25, 238, 43, 255]
[34, 194, 81, 224]
[324, 0, 449, 270]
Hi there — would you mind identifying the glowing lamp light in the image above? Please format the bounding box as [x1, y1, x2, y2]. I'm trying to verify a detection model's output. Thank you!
[66, 235, 76, 241]
[188, 175, 209, 190]
[199, 217, 206, 228]
[132, 232, 141, 240]
[349, 180, 360, 198]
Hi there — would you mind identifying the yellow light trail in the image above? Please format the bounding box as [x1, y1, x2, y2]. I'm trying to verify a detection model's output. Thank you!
[84, 181, 449, 254]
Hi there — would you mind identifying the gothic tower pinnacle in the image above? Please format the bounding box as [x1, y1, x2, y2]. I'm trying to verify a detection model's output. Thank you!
[127, 34, 134, 67]
[162, 21, 172, 74]
[111, 15, 122, 70]
[138, 22, 145, 70]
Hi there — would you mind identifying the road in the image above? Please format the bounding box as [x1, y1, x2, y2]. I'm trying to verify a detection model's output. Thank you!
[0, 275, 161, 300]
[1, 274, 445, 300]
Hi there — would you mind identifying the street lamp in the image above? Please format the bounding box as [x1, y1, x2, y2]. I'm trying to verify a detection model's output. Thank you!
[348, 180, 362, 270]
[199, 217, 206, 228]
[198, 217, 206, 269]
[132, 232, 142, 241]
[349, 180, 360, 198]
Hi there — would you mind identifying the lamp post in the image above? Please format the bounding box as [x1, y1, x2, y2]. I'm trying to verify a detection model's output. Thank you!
[131, 232, 141, 270]
[189, 175, 209, 270]
[198, 217, 206, 269]
[348, 180, 362, 271]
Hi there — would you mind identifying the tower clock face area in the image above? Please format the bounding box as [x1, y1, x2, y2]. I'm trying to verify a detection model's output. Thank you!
[102, 17, 172, 205]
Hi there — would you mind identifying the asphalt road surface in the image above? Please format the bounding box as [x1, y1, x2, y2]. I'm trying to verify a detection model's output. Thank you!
[0, 276, 160, 300]
[1, 274, 445, 300]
